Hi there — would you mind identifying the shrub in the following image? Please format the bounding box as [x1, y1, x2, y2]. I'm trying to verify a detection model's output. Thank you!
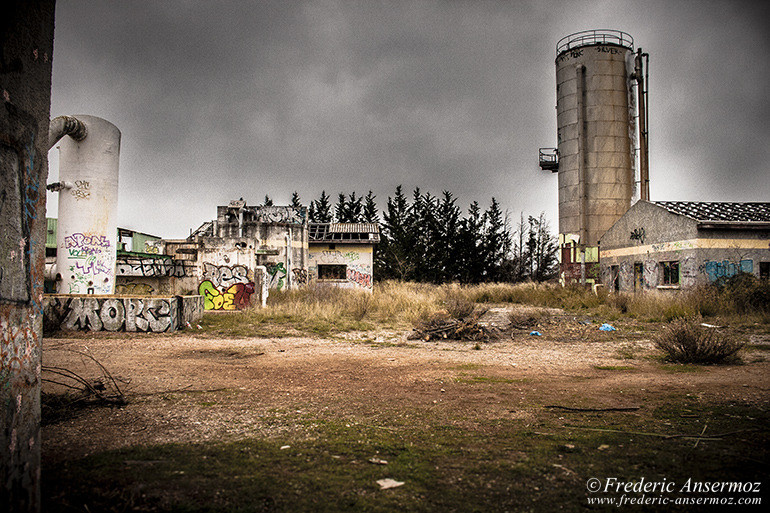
[654, 318, 744, 364]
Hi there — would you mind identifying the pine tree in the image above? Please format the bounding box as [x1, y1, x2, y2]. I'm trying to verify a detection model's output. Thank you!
[363, 191, 379, 223]
[335, 193, 347, 223]
[482, 198, 511, 282]
[312, 191, 332, 223]
[290, 191, 302, 209]
[263, 195, 274, 206]
[457, 201, 486, 283]
[345, 192, 363, 222]
[378, 185, 415, 280]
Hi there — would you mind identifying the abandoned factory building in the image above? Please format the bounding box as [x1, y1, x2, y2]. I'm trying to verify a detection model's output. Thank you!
[599, 201, 770, 292]
[160, 200, 379, 310]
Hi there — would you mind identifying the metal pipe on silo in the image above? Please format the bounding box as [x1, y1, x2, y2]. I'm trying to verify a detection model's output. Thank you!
[52, 115, 121, 294]
[633, 49, 650, 201]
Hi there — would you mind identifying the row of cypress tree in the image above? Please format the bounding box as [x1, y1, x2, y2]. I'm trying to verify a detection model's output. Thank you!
[275, 187, 558, 283]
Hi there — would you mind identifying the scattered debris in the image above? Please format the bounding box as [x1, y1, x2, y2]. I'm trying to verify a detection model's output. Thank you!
[597, 444, 610, 451]
[545, 405, 641, 413]
[409, 313, 494, 342]
[552, 463, 577, 475]
[280, 445, 290, 450]
[369, 457, 388, 465]
[599, 323, 616, 332]
[529, 331, 542, 336]
[377, 478, 405, 489]
[559, 444, 576, 453]
[700, 323, 722, 329]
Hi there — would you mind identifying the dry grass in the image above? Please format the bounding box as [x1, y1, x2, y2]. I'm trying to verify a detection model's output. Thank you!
[654, 318, 745, 364]
[197, 279, 768, 338]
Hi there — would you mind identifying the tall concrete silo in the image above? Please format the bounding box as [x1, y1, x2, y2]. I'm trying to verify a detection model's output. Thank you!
[50, 115, 121, 294]
[540, 29, 648, 285]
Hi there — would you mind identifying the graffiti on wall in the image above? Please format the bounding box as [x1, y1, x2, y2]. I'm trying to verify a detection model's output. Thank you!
[629, 228, 645, 244]
[198, 263, 255, 310]
[144, 240, 162, 254]
[346, 265, 373, 289]
[45, 296, 178, 332]
[266, 262, 287, 290]
[292, 267, 308, 286]
[63, 232, 114, 294]
[71, 180, 90, 200]
[115, 281, 156, 295]
[117, 256, 194, 278]
[252, 206, 306, 225]
[701, 259, 753, 283]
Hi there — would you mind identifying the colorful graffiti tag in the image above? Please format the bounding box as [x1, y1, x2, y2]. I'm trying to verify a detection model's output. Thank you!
[266, 262, 287, 290]
[346, 266, 373, 289]
[701, 259, 753, 282]
[63, 232, 114, 294]
[198, 263, 255, 310]
[199, 280, 255, 310]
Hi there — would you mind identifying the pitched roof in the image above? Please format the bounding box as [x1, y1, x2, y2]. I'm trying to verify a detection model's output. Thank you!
[654, 201, 770, 223]
[309, 223, 380, 243]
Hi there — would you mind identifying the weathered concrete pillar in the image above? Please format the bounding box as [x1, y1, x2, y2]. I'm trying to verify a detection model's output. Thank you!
[0, 1, 56, 512]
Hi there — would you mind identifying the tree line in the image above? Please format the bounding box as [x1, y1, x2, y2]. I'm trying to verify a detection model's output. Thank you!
[265, 187, 558, 283]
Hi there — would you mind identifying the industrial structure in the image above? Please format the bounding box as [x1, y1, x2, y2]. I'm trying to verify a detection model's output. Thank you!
[541, 29, 768, 291]
[541, 29, 648, 286]
[47, 115, 121, 295]
[600, 201, 770, 291]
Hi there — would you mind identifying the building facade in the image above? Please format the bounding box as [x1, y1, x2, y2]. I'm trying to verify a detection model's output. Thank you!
[599, 201, 770, 291]
[308, 223, 380, 292]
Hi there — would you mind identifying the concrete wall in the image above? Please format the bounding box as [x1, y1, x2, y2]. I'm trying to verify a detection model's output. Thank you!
[600, 201, 770, 291]
[308, 244, 374, 291]
[0, 2, 56, 510]
[43, 295, 204, 333]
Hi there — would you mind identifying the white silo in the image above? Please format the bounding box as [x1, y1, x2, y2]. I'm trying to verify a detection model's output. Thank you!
[541, 30, 646, 285]
[52, 115, 121, 294]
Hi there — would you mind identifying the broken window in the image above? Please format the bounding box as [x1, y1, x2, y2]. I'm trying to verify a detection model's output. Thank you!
[661, 261, 680, 286]
[610, 265, 620, 291]
[633, 262, 644, 290]
[318, 264, 346, 280]
[760, 262, 769, 281]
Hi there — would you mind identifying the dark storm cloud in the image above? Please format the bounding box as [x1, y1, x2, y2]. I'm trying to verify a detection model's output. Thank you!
[47, 0, 770, 238]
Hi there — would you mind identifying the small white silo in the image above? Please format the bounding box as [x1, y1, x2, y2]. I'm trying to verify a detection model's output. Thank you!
[53, 115, 120, 294]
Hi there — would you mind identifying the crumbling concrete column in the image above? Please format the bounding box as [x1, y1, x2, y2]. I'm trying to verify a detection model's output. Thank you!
[1, 1, 56, 512]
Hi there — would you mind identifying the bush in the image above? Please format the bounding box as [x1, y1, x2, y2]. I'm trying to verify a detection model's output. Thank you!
[654, 318, 744, 364]
[719, 273, 770, 314]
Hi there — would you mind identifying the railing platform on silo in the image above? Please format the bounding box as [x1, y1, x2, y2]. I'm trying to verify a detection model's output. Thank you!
[556, 29, 634, 55]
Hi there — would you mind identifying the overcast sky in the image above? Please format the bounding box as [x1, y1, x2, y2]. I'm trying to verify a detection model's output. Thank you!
[47, 0, 770, 239]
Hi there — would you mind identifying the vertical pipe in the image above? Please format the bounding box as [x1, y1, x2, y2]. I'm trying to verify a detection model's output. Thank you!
[285, 229, 292, 290]
[635, 49, 650, 201]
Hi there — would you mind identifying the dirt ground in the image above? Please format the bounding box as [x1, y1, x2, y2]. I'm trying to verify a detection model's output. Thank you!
[42, 307, 770, 465]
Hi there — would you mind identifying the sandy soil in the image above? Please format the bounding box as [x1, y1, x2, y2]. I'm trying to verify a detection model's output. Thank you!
[41, 309, 770, 465]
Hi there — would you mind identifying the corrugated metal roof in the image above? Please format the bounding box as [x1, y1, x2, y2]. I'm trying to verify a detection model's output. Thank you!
[654, 201, 770, 223]
[308, 223, 380, 243]
[328, 223, 380, 233]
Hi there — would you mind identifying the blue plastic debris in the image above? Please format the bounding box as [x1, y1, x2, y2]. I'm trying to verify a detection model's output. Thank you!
[529, 331, 542, 336]
[599, 323, 616, 332]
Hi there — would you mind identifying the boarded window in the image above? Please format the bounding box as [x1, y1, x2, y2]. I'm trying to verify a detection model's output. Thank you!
[318, 264, 346, 280]
[661, 261, 680, 286]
